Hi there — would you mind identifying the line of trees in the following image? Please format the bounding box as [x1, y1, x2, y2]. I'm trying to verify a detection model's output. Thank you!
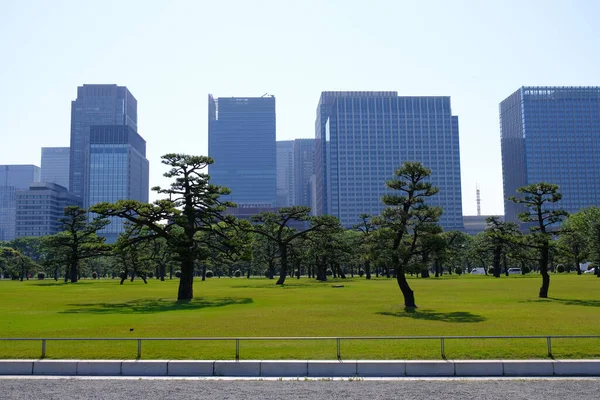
[1, 154, 598, 307]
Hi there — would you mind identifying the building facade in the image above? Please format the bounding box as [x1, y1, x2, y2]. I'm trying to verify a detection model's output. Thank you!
[0, 165, 40, 241]
[41, 147, 70, 189]
[462, 215, 504, 236]
[293, 138, 316, 209]
[276, 140, 294, 207]
[500, 87, 600, 224]
[15, 182, 82, 238]
[208, 94, 277, 208]
[315, 91, 463, 229]
[69, 84, 137, 206]
[88, 125, 149, 243]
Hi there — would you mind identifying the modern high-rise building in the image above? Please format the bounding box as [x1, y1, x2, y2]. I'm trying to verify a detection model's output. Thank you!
[69, 84, 137, 206]
[15, 182, 82, 238]
[501, 86, 600, 224]
[88, 125, 149, 243]
[208, 94, 276, 207]
[293, 138, 316, 208]
[41, 147, 70, 189]
[315, 91, 463, 229]
[276, 140, 294, 207]
[0, 165, 40, 241]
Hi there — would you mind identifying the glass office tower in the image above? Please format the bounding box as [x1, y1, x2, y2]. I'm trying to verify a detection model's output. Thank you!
[69, 84, 137, 206]
[293, 138, 316, 208]
[41, 147, 70, 189]
[501, 86, 600, 224]
[208, 94, 276, 207]
[88, 125, 149, 243]
[315, 91, 463, 230]
[15, 182, 81, 238]
[276, 140, 294, 207]
[0, 165, 40, 241]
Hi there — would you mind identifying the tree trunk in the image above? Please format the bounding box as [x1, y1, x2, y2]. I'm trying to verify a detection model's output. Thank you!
[202, 264, 207, 281]
[70, 259, 78, 283]
[177, 254, 194, 301]
[539, 242, 550, 298]
[365, 260, 371, 280]
[276, 244, 288, 285]
[503, 254, 508, 276]
[337, 264, 346, 279]
[493, 247, 501, 278]
[267, 260, 274, 279]
[140, 273, 148, 284]
[396, 271, 416, 308]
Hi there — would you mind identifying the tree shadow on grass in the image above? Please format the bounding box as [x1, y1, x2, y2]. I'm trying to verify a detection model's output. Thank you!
[377, 309, 486, 323]
[231, 283, 313, 289]
[523, 298, 600, 308]
[32, 281, 93, 287]
[60, 297, 253, 314]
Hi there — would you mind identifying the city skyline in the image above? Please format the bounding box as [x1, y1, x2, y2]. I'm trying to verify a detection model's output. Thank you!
[2, 1, 600, 216]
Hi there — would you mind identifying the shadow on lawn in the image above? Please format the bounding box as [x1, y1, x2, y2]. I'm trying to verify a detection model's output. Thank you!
[523, 298, 600, 308]
[32, 281, 93, 287]
[378, 309, 486, 323]
[231, 283, 313, 289]
[61, 297, 253, 314]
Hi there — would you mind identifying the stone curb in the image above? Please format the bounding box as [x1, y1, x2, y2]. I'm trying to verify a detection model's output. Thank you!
[0, 360, 598, 377]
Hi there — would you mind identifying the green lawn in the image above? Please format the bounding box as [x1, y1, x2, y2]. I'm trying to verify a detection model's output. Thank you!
[0, 274, 599, 360]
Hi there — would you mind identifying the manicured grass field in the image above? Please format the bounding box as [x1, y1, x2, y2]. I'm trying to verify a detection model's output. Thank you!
[0, 274, 599, 360]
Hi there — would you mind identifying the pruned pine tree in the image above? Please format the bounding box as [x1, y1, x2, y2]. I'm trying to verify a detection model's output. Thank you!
[251, 206, 339, 285]
[90, 154, 235, 301]
[509, 182, 568, 297]
[483, 216, 521, 277]
[353, 214, 375, 279]
[375, 162, 441, 309]
[43, 206, 110, 283]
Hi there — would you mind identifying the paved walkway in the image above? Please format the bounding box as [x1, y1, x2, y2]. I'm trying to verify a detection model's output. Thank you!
[2, 377, 600, 399]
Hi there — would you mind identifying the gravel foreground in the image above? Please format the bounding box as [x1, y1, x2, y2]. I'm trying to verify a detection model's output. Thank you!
[1, 378, 600, 400]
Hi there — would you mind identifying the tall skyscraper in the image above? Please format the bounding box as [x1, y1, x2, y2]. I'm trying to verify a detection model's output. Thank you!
[41, 147, 70, 189]
[88, 125, 149, 243]
[315, 91, 463, 229]
[0, 165, 40, 241]
[293, 138, 316, 208]
[15, 182, 81, 238]
[208, 94, 276, 207]
[276, 140, 294, 207]
[501, 86, 600, 224]
[69, 84, 137, 206]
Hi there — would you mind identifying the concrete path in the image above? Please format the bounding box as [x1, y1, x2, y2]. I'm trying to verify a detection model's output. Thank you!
[1, 377, 600, 399]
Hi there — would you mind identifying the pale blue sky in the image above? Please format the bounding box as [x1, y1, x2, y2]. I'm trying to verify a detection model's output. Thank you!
[1, 0, 599, 215]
